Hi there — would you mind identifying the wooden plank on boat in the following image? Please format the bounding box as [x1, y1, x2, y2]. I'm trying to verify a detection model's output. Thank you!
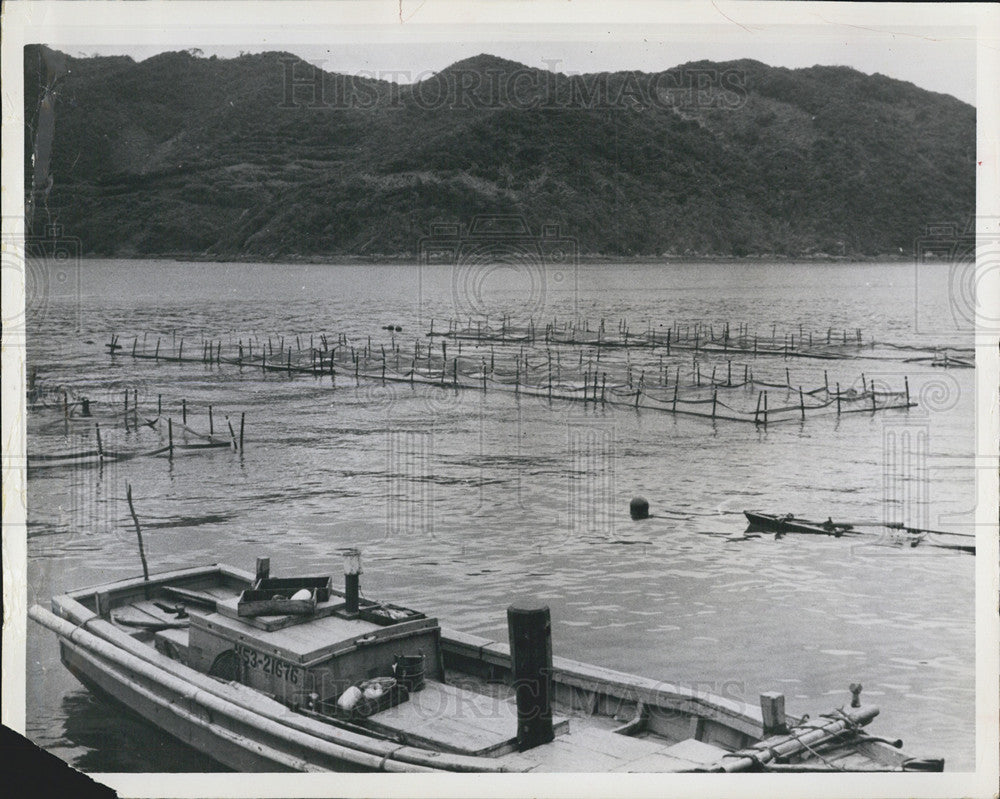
[611, 750, 704, 772]
[360, 681, 568, 757]
[510, 733, 639, 772]
[658, 738, 729, 765]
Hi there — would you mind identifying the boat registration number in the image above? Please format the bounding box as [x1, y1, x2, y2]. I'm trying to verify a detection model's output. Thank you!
[235, 644, 302, 685]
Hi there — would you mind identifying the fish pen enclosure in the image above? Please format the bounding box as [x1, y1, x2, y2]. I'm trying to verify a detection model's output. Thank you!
[26, 384, 247, 471]
[93, 311, 963, 428]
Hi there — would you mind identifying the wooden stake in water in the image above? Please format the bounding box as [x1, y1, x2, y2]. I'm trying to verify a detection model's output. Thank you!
[182, 398, 187, 424]
[240, 412, 245, 451]
[168, 417, 174, 457]
[836, 383, 841, 415]
[799, 387, 805, 420]
[126, 484, 150, 588]
[95, 423, 103, 458]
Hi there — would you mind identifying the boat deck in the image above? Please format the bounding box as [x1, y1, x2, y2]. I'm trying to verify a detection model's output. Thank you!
[106, 594, 728, 771]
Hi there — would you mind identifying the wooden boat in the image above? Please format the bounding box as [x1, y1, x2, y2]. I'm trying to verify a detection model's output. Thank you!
[744, 511, 975, 554]
[29, 556, 944, 773]
[744, 511, 856, 537]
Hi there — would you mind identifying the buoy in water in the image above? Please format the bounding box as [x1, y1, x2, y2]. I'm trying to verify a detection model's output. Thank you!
[629, 497, 649, 520]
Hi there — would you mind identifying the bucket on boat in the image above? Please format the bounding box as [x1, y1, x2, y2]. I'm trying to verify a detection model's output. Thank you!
[394, 653, 425, 692]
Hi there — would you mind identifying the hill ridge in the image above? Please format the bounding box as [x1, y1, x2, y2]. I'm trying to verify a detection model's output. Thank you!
[25, 47, 975, 259]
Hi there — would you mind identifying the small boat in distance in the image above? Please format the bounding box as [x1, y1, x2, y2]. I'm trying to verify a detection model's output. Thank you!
[744, 511, 975, 554]
[29, 554, 945, 773]
[744, 511, 855, 537]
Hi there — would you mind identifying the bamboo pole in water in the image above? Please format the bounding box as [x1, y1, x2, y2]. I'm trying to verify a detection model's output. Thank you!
[126, 484, 150, 587]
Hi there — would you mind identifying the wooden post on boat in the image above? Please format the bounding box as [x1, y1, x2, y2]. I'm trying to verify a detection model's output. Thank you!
[256, 557, 270, 582]
[760, 692, 788, 735]
[507, 603, 555, 751]
[127, 484, 150, 589]
[239, 413, 245, 451]
[343, 549, 361, 616]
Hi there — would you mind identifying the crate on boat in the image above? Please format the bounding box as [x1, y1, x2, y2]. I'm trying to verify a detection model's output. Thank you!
[358, 602, 426, 626]
[237, 587, 317, 617]
[317, 679, 410, 720]
[254, 575, 333, 603]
